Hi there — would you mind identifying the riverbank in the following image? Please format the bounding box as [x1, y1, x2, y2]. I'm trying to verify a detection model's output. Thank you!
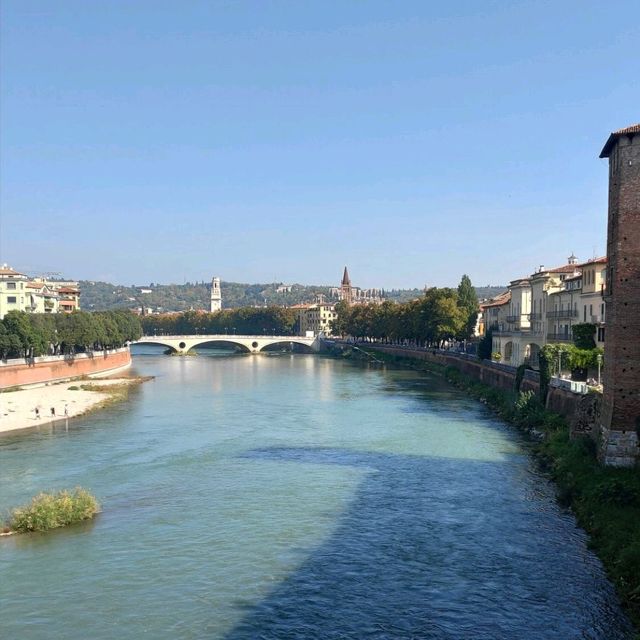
[359, 346, 640, 636]
[0, 376, 152, 434]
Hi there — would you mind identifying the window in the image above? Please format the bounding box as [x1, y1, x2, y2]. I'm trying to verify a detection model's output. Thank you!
[7, 296, 16, 303]
[597, 327, 605, 343]
[6, 282, 16, 290]
[583, 305, 587, 322]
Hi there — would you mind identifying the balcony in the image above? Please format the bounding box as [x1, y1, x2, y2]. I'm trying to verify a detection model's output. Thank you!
[505, 315, 519, 323]
[547, 333, 573, 343]
[546, 309, 578, 319]
[591, 315, 605, 324]
[528, 312, 542, 320]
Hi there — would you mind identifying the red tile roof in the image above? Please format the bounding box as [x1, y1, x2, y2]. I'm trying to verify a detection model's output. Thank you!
[577, 256, 607, 267]
[481, 292, 511, 308]
[0, 267, 26, 277]
[600, 123, 640, 158]
[532, 264, 580, 276]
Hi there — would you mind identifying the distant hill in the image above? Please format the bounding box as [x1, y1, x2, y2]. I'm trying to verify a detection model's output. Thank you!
[78, 280, 507, 312]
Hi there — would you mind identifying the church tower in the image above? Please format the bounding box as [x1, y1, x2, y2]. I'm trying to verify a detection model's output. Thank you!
[340, 266, 353, 305]
[210, 277, 222, 312]
[599, 124, 640, 466]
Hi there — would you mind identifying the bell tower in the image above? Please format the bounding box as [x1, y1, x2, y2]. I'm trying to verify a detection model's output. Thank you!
[599, 124, 640, 466]
[210, 277, 222, 312]
[340, 266, 353, 305]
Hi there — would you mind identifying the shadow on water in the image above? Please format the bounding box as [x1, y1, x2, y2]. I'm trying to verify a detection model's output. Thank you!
[224, 446, 631, 640]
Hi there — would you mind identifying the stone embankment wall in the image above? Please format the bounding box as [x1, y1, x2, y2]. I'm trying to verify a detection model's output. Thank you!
[0, 348, 132, 390]
[368, 345, 595, 433]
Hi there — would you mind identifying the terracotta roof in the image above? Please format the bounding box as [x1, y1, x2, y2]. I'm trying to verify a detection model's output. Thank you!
[532, 264, 580, 276]
[56, 287, 79, 293]
[481, 292, 511, 308]
[0, 266, 26, 277]
[600, 123, 640, 158]
[577, 256, 607, 267]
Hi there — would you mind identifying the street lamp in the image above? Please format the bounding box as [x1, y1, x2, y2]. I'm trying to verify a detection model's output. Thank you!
[557, 347, 563, 378]
[597, 353, 603, 385]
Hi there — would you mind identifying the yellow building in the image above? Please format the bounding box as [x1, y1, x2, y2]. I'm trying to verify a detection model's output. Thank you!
[0, 264, 80, 319]
[0, 265, 30, 319]
[296, 303, 337, 337]
[484, 255, 607, 367]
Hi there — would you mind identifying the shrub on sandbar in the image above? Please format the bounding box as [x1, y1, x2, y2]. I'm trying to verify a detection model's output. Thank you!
[8, 487, 99, 533]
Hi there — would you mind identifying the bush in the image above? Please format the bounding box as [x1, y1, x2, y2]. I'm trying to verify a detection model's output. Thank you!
[513, 390, 546, 429]
[8, 488, 99, 533]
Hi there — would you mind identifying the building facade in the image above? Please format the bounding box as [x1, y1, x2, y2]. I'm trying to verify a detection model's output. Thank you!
[598, 124, 640, 466]
[296, 303, 337, 336]
[487, 255, 607, 368]
[0, 265, 80, 319]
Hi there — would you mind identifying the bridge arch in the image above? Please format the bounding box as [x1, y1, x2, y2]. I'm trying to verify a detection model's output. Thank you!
[188, 339, 251, 353]
[258, 339, 316, 353]
[133, 338, 181, 354]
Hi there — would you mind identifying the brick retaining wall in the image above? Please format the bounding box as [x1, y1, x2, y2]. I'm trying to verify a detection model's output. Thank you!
[0, 348, 132, 389]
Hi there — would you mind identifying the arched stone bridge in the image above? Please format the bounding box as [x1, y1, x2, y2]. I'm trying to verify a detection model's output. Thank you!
[133, 334, 321, 355]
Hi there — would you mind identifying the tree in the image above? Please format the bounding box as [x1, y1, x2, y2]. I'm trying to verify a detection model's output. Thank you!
[572, 323, 597, 350]
[457, 274, 479, 340]
[477, 329, 493, 360]
[2, 311, 36, 357]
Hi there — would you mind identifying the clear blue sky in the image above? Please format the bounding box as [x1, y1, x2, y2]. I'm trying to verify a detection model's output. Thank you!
[1, 1, 638, 288]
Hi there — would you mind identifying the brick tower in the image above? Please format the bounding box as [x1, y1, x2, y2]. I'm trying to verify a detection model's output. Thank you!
[599, 124, 640, 466]
[340, 267, 353, 305]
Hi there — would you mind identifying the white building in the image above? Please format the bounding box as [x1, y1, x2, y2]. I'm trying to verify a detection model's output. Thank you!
[210, 277, 222, 312]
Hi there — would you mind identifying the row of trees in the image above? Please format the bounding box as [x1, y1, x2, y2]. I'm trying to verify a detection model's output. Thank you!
[0, 310, 142, 359]
[140, 307, 299, 337]
[331, 276, 479, 345]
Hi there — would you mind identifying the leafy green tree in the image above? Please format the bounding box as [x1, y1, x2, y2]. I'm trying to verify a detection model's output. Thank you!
[572, 323, 597, 350]
[2, 311, 36, 357]
[457, 274, 479, 340]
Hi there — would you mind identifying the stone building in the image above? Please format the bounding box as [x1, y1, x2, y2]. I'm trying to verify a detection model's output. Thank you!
[487, 255, 607, 368]
[598, 123, 640, 466]
[210, 277, 222, 312]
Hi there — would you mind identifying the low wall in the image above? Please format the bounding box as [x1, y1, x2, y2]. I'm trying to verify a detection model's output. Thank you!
[369, 345, 534, 392]
[0, 348, 131, 389]
[367, 344, 589, 427]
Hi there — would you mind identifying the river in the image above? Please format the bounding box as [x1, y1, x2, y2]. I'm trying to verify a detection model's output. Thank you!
[0, 350, 632, 639]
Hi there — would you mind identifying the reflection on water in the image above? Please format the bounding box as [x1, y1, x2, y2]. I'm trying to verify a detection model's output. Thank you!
[0, 354, 632, 639]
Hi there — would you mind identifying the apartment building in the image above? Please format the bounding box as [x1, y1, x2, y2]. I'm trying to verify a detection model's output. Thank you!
[296, 303, 337, 337]
[0, 264, 80, 319]
[486, 255, 607, 367]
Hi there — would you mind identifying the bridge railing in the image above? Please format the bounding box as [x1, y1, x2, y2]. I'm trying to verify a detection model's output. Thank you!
[137, 334, 315, 341]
